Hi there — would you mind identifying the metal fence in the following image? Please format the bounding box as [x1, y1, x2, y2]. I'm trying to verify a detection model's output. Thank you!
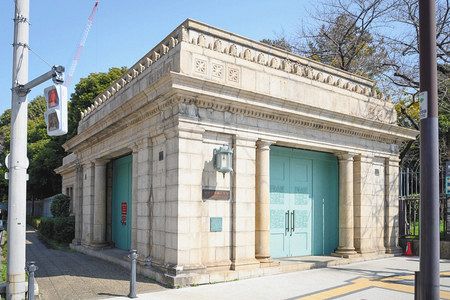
[399, 168, 447, 198]
[398, 168, 447, 239]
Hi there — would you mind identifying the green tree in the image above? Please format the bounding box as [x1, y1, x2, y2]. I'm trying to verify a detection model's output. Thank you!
[295, 0, 393, 79]
[0, 96, 63, 201]
[68, 67, 127, 138]
[0, 67, 128, 202]
[263, 0, 449, 166]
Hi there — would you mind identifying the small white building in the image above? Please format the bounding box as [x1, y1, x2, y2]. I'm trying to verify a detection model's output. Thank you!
[56, 19, 417, 287]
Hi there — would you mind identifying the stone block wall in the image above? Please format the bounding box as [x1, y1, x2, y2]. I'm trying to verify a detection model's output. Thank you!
[354, 155, 390, 254]
[201, 132, 233, 268]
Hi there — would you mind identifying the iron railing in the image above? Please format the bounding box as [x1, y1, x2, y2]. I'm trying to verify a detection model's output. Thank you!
[398, 168, 447, 239]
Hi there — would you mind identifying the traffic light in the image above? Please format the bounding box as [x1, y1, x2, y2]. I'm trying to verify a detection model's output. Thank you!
[44, 84, 68, 136]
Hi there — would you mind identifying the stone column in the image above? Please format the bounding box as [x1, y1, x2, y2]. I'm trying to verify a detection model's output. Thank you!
[92, 159, 108, 246]
[334, 153, 358, 258]
[72, 164, 83, 245]
[255, 140, 272, 263]
[384, 157, 402, 254]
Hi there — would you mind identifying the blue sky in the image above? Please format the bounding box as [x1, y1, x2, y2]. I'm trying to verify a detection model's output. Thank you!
[0, 0, 313, 115]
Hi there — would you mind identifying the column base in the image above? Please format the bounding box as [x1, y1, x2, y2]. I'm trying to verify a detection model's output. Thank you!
[230, 258, 260, 270]
[332, 248, 359, 258]
[70, 238, 81, 246]
[385, 246, 403, 255]
[83, 241, 111, 250]
[256, 256, 280, 267]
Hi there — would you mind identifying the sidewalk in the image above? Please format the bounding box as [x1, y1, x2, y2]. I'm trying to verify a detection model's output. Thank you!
[109, 256, 450, 300]
[25, 228, 165, 299]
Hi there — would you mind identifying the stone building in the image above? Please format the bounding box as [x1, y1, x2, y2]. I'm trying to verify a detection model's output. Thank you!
[56, 19, 417, 286]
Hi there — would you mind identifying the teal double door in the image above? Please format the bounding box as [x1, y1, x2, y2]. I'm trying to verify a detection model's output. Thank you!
[270, 146, 338, 258]
[112, 155, 132, 251]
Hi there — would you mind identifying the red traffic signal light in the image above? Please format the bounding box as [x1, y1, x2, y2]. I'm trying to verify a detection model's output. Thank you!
[47, 88, 59, 108]
[44, 84, 67, 136]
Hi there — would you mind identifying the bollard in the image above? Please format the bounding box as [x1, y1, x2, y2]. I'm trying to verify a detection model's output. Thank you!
[414, 271, 420, 300]
[128, 249, 138, 298]
[26, 261, 38, 300]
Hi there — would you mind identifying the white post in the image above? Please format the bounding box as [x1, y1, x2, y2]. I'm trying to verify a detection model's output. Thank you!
[7, 0, 29, 298]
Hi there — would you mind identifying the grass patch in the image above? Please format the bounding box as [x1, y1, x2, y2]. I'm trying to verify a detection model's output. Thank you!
[1, 231, 7, 283]
[405, 220, 445, 239]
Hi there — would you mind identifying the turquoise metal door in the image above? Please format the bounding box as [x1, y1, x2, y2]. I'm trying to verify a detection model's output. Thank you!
[269, 154, 291, 258]
[290, 157, 312, 256]
[112, 155, 132, 250]
[270, 147, 338, 258]
[312, 158, 339, 255]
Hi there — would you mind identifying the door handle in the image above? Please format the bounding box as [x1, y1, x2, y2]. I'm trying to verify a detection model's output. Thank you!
[291, 210, 295, 235]
[285, 211, 289, 235]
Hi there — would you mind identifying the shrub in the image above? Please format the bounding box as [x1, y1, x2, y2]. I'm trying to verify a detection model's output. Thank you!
[38, 218, 54, 239]
[50, 194, 71, 218]
[52, 216, 75, 243]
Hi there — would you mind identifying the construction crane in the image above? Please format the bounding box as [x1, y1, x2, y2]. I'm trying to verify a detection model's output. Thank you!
[64, 0, 100, 87]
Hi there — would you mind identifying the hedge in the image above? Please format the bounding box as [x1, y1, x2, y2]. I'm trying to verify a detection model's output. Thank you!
[39, 216, 74, 244]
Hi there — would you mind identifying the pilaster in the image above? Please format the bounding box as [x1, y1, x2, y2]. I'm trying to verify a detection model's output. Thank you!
[92, 159, 108, 247]
[72, 163, 83, 245]
[134, 138, 153, 260]
[231, 136, 260, 270]
[175, 127, 205, 271]
[385, 156, 402, 254]
[81, 161, 95, 246]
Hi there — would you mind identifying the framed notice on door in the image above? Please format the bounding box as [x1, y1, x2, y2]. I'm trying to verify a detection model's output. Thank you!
[121, 202, 127, 225]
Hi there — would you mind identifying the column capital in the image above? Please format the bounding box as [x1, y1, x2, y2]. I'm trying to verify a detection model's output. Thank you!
[256, 139, 275, 150]
[386, 156, 401, 165]
[336, 152, 357, 161]
[93, 158, 109, 166]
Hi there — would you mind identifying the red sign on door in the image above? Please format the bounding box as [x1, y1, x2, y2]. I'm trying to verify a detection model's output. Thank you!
[121, 202, 127, 225]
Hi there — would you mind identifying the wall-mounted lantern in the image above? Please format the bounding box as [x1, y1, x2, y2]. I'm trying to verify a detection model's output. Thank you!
[213, 145, 233, 177]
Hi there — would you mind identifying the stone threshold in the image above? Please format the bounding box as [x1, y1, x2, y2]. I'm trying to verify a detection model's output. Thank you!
[70, 244, 398, 288]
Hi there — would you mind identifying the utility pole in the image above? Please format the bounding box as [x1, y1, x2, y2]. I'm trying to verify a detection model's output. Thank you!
[418, 0, 440, 298]
[7, 0, 29, 298]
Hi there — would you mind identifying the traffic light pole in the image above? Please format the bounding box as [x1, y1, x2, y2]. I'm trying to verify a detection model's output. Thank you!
[418, 0, 440, 299]
[15, 65, 65, 96]
[7, 1, 64, 298]
[7, 0, 30, 298]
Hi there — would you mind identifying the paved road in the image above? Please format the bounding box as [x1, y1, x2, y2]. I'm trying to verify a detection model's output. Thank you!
[109, 256, 450, 300]
[25, 229, 165, 300]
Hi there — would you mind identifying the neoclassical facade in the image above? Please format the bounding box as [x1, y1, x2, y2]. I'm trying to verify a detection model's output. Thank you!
[56, 19, 417, 287]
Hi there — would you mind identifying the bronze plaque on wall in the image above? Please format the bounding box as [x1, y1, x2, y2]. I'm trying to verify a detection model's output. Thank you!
[202, 189, 230, 200]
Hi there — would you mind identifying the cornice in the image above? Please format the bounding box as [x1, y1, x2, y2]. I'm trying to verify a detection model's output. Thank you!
[178, 96, 416, 145]
[170, 72, 417, 142]
[77, 18, 392, 124]
[63, 92, 179, 153]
